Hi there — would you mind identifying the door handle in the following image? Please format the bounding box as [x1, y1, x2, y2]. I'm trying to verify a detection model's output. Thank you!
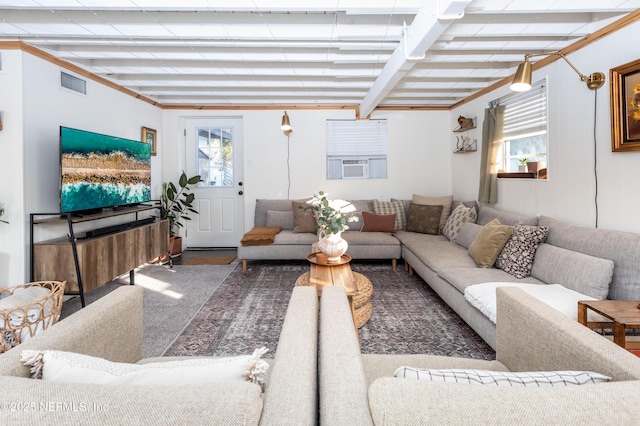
[238, 191, 244, 195]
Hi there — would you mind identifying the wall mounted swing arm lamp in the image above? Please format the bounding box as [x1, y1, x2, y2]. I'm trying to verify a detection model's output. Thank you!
[510, 51, 606, 92]
[281, 111, 293, 136]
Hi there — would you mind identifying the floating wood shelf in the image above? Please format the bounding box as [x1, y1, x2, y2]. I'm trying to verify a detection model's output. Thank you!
[454, 148, 477, 154]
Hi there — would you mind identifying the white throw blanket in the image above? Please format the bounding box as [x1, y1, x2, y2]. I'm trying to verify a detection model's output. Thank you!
[464, 282, 596, 324]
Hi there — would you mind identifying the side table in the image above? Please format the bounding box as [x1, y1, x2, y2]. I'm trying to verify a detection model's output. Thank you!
[295, 253, 373, 331]
[577, 300, 640, 350]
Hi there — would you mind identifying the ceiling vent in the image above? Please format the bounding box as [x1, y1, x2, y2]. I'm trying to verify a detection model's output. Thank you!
[61, 71, 86, 94]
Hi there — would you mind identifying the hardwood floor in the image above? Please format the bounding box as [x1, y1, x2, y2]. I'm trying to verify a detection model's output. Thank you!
[170, 248, 238, 265]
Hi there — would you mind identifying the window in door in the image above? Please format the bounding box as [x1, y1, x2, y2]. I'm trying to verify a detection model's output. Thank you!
[196, 127, 233, 187]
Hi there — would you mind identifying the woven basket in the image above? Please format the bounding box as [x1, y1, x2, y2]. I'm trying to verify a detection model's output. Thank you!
[0, 281, 66, 352]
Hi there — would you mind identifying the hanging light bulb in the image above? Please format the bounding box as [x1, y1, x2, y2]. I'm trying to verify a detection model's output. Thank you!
[281, 111, 292, 136]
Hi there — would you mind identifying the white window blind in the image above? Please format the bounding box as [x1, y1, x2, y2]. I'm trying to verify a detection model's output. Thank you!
[326, 119, 387, 179]
[502, 80, 547, 140]
[326, 119, 387, 157]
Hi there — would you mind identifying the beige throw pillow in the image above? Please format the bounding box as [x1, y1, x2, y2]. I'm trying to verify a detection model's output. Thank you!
[413, 194, 453, 233]
[468, 219, 513, 268]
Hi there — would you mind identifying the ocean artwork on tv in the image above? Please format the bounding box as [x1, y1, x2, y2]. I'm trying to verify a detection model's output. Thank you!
[60, 127, 151, 214]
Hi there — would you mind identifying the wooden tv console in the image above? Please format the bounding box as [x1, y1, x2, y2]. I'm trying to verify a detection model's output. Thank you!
[30, 206, 169, 307]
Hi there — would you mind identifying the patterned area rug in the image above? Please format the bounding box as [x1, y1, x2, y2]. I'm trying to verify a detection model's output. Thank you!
[163, 261, 495, 360]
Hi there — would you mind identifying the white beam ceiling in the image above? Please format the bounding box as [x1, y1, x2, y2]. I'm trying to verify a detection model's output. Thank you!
[0, 1, 639, 109]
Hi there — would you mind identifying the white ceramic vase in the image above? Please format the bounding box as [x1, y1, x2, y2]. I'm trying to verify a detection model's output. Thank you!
[317, 231, 348, 263]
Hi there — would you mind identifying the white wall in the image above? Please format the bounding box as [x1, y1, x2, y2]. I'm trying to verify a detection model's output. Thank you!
[162, 108, 452, 233]
[0, 50, 25, 287]
[6, 51, 163, 284]
[451, 21, 640, 232]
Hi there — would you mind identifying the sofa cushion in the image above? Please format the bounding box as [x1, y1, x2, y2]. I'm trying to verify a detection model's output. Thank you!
[266, 210, 294, 230]
[272, 230, 318, 245]
[394, 367, 611, 387]
[413, 194, 453, 232]
[292, 201, 317, 233]
[442, 204, 477, 242]
[343, 200, 373, 231]
[21, 348, 269, 387]
[406, 204, 442, 235]
[495, 224, 549, 279]
[453, 222, 483, 249]
[464, 282, 597, 324]
[468, 219, 513, 268]
[539, 216, 640, 300]
[372, 200, 406, 230]
[361, 212, 396, 233]
[341, 230, 401, 246]
[402, 237, 476, 272]
[477, 205, 538, 226]
[255, 199, 297, 226]
[530, 243, 613, 300]
[437, 267, 542, 294]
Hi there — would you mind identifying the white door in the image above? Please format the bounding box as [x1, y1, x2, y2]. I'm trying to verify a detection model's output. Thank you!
[185, 118, 244, 248]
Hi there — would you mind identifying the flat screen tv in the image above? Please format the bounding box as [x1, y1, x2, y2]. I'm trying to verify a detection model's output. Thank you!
[60, 126, 152, 214]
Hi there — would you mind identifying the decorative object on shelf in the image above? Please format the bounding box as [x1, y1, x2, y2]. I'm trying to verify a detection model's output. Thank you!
[518, 158, 528, 172]
[160, 171, 202, 256]
[0, 281, 65, 352]
[454, 135, 477, 153]
[141, 126, 157, 156]
[611, 58, 640, 152]
[453, 116, 476, 132]
[302, 191, 357, 263]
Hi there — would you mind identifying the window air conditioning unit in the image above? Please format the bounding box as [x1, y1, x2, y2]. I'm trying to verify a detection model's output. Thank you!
[342, 159, 369, 179]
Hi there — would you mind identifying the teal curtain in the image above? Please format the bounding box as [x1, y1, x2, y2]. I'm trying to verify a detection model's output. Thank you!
[478, 105, 505, 204]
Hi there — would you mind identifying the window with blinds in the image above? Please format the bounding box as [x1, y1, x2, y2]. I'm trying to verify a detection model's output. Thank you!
[497, 79, 548, 174]
[326, 119, 387, 180]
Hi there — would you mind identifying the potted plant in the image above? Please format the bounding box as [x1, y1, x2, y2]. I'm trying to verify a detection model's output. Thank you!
[518, 158, 528, 172]
[302, 191, 357, 262]
[160, 171, 201, 256]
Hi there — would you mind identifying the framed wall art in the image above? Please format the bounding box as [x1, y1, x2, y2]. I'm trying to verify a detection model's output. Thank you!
[611, 58, 640, 152]
[141, 126, 157, 156]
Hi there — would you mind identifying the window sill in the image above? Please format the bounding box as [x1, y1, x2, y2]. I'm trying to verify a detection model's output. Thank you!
[498, 172, 547, 180]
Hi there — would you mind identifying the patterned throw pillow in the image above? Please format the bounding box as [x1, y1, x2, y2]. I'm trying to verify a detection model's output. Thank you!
[442, 204, 478, 241]
[412, 194, 453, 233]
[495, 224, 549, 278]
[394, 367, 611, 387]
[372, 200, 406, 231]
[405, 204, 443, 235]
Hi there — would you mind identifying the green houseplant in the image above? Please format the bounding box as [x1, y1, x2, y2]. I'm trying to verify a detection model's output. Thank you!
[160, 171, 201, 255]
[302, 191, 356, 263]
[518, 158, 528, 172]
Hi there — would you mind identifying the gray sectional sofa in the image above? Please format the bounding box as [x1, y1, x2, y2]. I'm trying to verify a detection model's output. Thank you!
[238, 199, 402, 271]
[319, 285, 640, 425]
[401, 204, 640, 349]
[240, 198, 640, 350]
[0, 285, 319, 425]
